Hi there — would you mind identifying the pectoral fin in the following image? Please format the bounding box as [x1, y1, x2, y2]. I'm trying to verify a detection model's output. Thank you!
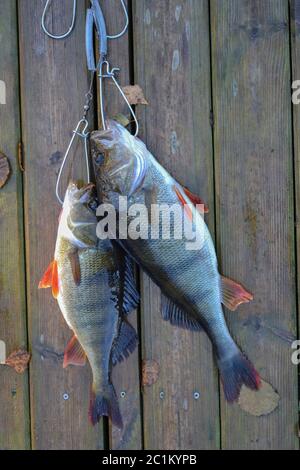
[38, 260, 59, 299]
[69, 250, 81, 286]
[173, 185, 193, 221]
[63, 335, 87, 368]
[221, 276, 253, 311]
[161, 295, 203, 331]
[182, 186, 209, 214]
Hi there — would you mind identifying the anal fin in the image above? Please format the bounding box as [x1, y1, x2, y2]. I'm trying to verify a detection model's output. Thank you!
[221, 276, 253, 311]
[63, 335, 87, 368]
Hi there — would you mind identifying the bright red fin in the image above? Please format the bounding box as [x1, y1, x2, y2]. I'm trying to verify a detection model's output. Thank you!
[63, 335, 86, 368]
[38, 261, 55, 289]
[221, 276, 253, 311]
[183, 186, 209, 213]
[173, 185, 193, 221]
[51, 260, 59, 299]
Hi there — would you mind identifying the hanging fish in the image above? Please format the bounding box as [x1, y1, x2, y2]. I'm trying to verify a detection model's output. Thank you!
[91, 120, 261, 403]
[39, 182, 139, 428]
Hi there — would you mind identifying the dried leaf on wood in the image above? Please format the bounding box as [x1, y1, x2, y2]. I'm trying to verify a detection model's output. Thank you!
[5, 349, 31, 374]
[238, 379, 280, 417]
[0, 152, 10, 188]
[142, 359, 160, 386]
[122, 85, 149, 105]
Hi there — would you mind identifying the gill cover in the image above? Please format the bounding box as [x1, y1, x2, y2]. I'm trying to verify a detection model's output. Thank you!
[64, 183, 98, 247]
[91, 120, 148, 197]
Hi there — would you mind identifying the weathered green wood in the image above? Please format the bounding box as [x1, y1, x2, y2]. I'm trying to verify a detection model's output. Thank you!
[133, 0, 219, 450]
[0, 0, 30, 450]
[98, 0, 143, 450]
[211, 0, 299, 449]
[18, 0, 103, 449]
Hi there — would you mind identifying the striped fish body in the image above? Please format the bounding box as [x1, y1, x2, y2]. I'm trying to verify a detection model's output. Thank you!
[56, 237, 119, 395]
[39, 183, 139, 427]
[91, 121, 261, 402]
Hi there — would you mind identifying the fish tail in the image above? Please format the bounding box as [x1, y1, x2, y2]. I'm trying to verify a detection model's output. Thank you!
[88, 383, 123, 429]
[217, 349, 261, 402]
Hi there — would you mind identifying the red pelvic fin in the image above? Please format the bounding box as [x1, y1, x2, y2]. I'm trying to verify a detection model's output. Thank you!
[38, 261, 55, 289]
[39, 260, 59, 298]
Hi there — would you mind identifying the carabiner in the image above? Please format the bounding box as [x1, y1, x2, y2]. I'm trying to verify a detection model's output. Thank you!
[42, 0, 77, 40]
[56, 119, 91, 205]
[98, 60, 139, 136]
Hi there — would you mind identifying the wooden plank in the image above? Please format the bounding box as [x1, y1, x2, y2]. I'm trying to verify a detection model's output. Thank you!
[98, 0, 143, 450]
[290, 0, 300, 449]
[18, 0, 104, 449]
[211, 0, 299, 449]
[0, 0, 30, 450]
[133, 0, 219, 450]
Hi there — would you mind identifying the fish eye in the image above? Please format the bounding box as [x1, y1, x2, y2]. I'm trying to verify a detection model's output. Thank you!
[96, 153, 105, 165]
[88, 198, 98, 212]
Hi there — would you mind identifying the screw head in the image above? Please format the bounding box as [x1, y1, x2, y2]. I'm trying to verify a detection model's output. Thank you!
[63, 393, 69, 401]
[120, 391, 126, 398]
[194, 392, 200, 400]
[159, 391, 165, 400]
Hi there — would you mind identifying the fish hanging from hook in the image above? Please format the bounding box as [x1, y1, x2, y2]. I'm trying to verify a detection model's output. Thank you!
[41, 0, 139, 205]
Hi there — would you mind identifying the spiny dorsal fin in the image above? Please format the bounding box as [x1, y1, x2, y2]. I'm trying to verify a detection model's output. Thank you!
[161, 295, 203, 331]
[111, 321, 138, 366]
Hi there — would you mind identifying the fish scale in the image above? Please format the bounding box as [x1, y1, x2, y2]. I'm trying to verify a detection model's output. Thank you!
[39, 183, 139, 428]
[91, 120, 261, 402]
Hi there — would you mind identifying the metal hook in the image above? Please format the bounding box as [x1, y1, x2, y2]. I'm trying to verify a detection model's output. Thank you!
[42, 0, 77, 40]
[99, 60, 139, 136]
[107, 0, 129, 40]
[55, 119, 91, 205]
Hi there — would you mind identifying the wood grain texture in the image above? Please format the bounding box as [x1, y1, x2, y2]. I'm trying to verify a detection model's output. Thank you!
[211, 0, 299, 449]
[98, 0, 143, 451]
[0, 0, 30, 450]
[133, 0, 220, 450]
[18, 0, 103, 449]
[290, 0, 300, 447]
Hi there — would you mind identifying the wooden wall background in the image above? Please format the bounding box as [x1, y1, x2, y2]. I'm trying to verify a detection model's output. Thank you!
[0, 0, 299, 450]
